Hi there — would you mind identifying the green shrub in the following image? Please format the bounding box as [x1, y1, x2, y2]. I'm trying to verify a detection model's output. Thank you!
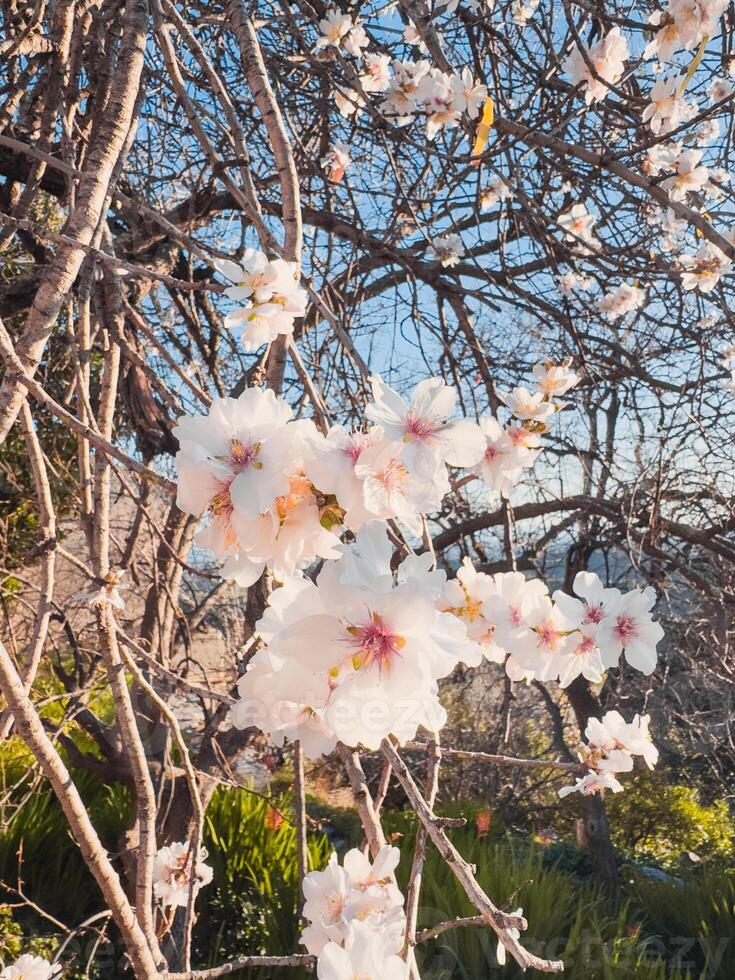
[607, 771, 734, 867]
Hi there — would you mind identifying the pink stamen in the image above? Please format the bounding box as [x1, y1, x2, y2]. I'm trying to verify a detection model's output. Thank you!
[537, 623, 560, 649]
[344, 441, 363, 465]
[380, 458, 408, 494]
[228, 437, 261, 471]
[349, 614, 405, 673]
[584, 604, 604, 625]
[614, 615, 636, 643]
[404, 412, 438, 442]
[575, 635, 596, 655]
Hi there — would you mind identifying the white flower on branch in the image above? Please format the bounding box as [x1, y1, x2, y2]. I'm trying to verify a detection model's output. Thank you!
[557, 269, 594, 293]
[360, 52, 391, 92]
[429, 232, 465, 266]
[707, 75, 734, 103]
[661, 148, 710, 200]
[381, 59, 430, 123]
[642, 141, 680, 177]
[449, 67, 487, 118]
[497, 386, 556, 423]
[301, 844, 405, 973]
[365, 374, 486, 471]
[645, 0, 728, 61]
[419, 68, 462, 139]
[480, 176, 513, 211]
[643, 75, 693, 134]
[214, 251, 307, 351]
[305, 425, 385, 531]
[314, 10, 366, 56]
[597, 283, 647, 321]
[595, 586, 665, 674]
[316, 922, 407, 980]
[562, 27, 629, 104]
[511, 0, 538, 26]
[73, 569, 127, 610]
[560, 710, 658, 798]
[496, 907, 523, 966]
[153, 841, 213, 908]
[470, 416, 537, 497]
[232, 522, 482, 755]
[0, 957, 61, 980]
[437, 558, 507, 661]
[679, 241, 732, 292]
[174, 390, 343, 585]
[532, 362, 580, 397]
[557, 203, 599, 253]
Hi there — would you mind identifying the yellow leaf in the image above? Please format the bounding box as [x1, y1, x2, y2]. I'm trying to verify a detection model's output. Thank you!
[471, 96, 494, 165]
[680, 36, 708, 93]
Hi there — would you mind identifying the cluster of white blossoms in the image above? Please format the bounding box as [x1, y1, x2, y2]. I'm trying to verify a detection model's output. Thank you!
[328, 42, 486, 139]
[300, 846, 406, 980]
[378, 61, 487, 139]
[174, 370, 579, 586]
[231, 521, 482, 756]
[0, 956, 60, 980]
[174, 388, 343, 586]
[561, 5, 726, 136]
[597, 283, 647, 321]
[557, 270, 594, 294]
[560, 711, 658, 797]
[480, 175, 513, 211]
[562, 27, 629, 104]
[438, 567, 664, 686]
[214, 250, 308, 351]
[644, 0, 729, 62]
[643, 74, 696, 134]
[152, 841, 213, 909]
[479, 362, 579, 498]
[313, 9, 368, 57]
[175, 367, 662, 799]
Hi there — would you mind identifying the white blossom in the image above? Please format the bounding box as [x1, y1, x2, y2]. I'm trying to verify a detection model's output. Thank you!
[661, 148, 710, 200]
[563, 27, 629, 104]
[0, 957, 60, 980]
[595, 586, 664, 673]
[558, 203, 598, 252]
[597, 283, 647, 320]
[153, 841, 213, 908]
[214, 251, 308, 351]
[679, 241, 732, 292]
[643, 75, 692, 134]
[498, 386, 556, 423]
[232, 522, 481, 755]
[430, 232, 465, 266]
[480, 177, 513, 210]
